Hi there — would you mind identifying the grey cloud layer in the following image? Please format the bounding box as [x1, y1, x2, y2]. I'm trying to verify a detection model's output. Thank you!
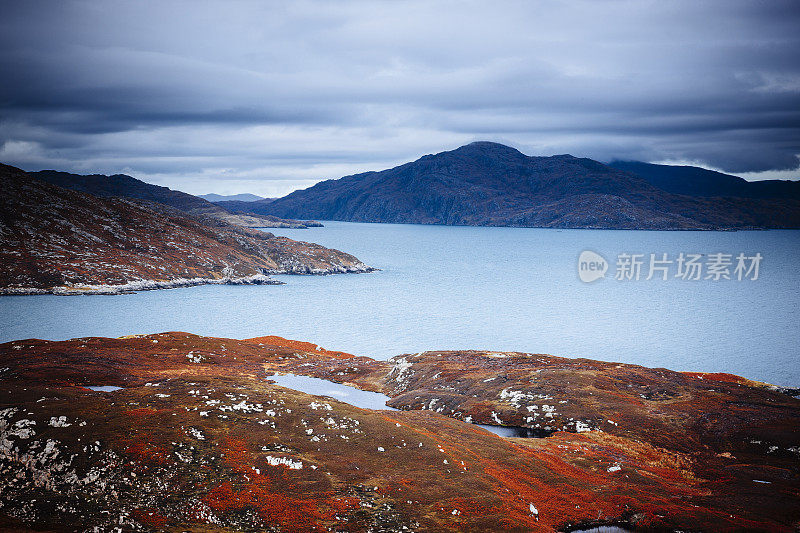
[1, 0, 799, 194]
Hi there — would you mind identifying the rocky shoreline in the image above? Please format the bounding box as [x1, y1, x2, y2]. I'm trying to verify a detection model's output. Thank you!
[1, 333, 797, 531]
[1, 263, 378, 296]
[0, 273, 282, 296]
[271, 262, 377, 275]
[0, 264, 377, 296]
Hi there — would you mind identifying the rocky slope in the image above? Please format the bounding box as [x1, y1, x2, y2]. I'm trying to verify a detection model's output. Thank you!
[0, 164, 372, 294]
[1, 333, 798, 531]
[30, 168, 320, 229]
[254, 142, 800, 229]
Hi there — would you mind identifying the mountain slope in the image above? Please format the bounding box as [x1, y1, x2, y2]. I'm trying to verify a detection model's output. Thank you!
[0, 164, 371, 294]
[609, 160, 800, 200]
[31, 169, 316, 228]
[258, 142, 800, 229]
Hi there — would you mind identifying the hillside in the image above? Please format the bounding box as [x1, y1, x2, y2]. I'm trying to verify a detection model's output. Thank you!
[199, 193, 266, 202]
[609, 160, 800, 200]
[215, 199, 324, 224]
[0, 164, 371, 294]
[256, 142, 800, 230]
[0, 332, 797, 531]
[31, 169, 318, 229]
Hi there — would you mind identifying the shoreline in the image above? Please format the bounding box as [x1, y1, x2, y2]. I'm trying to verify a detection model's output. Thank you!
[0, 274, 281, 296]
[0, 264, 377, 296]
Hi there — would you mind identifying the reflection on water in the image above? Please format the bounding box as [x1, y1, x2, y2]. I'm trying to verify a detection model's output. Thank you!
[475, 424, 554, 438]
[570, 527, 630, 533]
[84, 385, 123, 392]
[267, 373, 397, 411]
[269, 373, 553, 439]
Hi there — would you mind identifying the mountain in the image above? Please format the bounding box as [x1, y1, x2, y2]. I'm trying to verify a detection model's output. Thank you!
[0, 164, 371, 294]
[30, 169, 316, 228]
[1, 332, 798, 531]
[255, 141, 800, 230]
[199, 192, 267, 202]
[609, 160, 800, 200]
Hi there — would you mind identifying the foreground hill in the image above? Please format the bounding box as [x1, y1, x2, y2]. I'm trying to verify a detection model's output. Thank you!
[609, 160, 800, 200]
[0, 164, 371, 294]
[0, 332, 797, 531]
[253, 142, 800, 229]
[31, 169, 319, 229]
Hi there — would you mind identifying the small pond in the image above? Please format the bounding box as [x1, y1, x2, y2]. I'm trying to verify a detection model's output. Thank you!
[267, 373, 397, 411]
[267, 373, 551, 438]
[475, 424, 554, 438]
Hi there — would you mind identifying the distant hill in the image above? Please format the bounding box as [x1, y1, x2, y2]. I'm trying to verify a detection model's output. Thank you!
[215, 199, 280, 213]
[252, 142, 800, 230]
[609, 160, 800, 200]
[0, 164, 370, 294]
[30, 170, 316, 228]
[200, 193, 267, 202]
[213, 199, 323, 227]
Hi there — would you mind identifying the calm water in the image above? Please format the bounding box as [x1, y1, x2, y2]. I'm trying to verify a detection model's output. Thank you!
[268, 373, 397, 411]
[1, 222, 798, 386]
[268, 372, 550, 439]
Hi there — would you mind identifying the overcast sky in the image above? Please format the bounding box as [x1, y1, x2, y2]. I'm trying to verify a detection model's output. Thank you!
[1, 0, 799, 196]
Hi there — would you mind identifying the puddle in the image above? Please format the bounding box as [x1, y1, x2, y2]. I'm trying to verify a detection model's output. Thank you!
[267, 373, 397, 411]
[475, 424, 554, 438]
[84, 385, 123, 392]
[571, 527, 630, 533]
[269, 374, 555, 439]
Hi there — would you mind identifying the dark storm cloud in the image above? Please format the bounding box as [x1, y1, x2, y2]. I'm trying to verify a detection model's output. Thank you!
[1, 0, 799, 195]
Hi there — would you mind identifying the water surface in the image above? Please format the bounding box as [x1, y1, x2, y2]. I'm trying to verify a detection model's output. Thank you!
[1, 222, 797, 386]
[268, 373, 396, 411]
[269, 373, 552, 439]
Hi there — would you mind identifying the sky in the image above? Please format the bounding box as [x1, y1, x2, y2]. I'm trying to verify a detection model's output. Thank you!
[1, 0, 799, 197]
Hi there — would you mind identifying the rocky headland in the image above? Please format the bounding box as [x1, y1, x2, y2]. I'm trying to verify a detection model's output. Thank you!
[1, 333, 797, 531]
[0, 164, 372, 295]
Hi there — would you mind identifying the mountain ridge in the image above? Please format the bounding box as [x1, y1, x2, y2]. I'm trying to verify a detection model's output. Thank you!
[30, 169, 319, 229]
[239, 142, 799, 230]
[608, 160, 800, 200]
